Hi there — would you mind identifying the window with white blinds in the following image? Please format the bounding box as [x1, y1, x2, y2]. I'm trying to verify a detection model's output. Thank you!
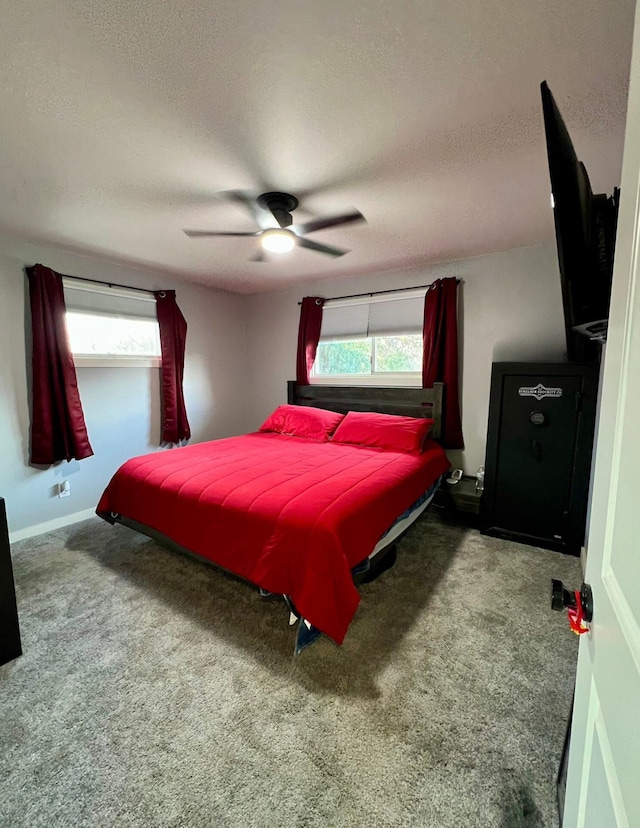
[313, 289, 425, 384]
[62, 278, 161, 366]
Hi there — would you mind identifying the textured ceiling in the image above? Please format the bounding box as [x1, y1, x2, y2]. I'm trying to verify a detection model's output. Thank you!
[0, 0, 634, 293]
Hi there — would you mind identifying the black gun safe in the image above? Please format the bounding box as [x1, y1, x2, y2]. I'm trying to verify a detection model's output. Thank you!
[1, 497, 22, 666]
[482, 362, 599, 555]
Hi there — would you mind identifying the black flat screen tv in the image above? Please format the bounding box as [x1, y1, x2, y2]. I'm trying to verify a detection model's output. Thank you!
[541, 81, 619, 362]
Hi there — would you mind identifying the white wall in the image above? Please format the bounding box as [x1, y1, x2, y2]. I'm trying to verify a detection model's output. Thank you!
[0, 237, 567, 538]
[244, 243, 567, 473]
[0, 238, 248, 539]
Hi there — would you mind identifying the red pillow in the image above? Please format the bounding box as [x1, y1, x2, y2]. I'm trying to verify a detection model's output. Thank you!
[259, 404, 345, 442]
[331, 411, 434, 454]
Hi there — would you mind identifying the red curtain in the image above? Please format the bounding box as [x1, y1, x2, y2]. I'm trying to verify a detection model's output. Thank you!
[422, 278, 464, 449]
[296, 297, 325, 384]
[155, 290, 191, 444]
[27, 264, 93, 464]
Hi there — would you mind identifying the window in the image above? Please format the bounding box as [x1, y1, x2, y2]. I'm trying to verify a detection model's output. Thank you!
[312, 290, 424, 385]
[66, 312, 161, 358]
[62, 278, 161, 367]
[315, 334, 422, 376]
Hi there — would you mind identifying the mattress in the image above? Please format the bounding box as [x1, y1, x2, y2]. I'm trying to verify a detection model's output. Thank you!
[369, 478, 441, 558]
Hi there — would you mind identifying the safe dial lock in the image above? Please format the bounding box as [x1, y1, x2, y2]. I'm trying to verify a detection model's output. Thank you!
[530, 410, 547, 426]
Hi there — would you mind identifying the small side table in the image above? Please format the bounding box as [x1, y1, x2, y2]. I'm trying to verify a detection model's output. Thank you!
[449, 476, 483, 515]
[434, 476, 483, 523]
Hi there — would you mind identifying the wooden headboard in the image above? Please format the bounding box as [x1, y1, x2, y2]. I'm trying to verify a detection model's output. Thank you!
[287, 382, 444, 441]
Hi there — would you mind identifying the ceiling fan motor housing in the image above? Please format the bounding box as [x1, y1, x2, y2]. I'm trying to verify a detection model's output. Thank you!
[257, 192, 299, 228]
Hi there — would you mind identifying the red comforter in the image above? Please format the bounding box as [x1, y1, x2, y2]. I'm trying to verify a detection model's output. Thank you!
[97, 433, 449, 643]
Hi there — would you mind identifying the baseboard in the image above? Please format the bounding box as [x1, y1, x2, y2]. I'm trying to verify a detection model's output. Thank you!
[9, 508, 97, 544]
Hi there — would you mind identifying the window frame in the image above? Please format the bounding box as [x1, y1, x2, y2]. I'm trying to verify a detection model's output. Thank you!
[310, 288, 425, 387]
[72, 355, 162, 369]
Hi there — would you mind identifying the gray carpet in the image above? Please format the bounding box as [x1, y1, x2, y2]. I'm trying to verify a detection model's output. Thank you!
[0, 510, 580, 828]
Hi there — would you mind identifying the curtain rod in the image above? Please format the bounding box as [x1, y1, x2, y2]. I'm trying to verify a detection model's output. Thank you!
[61, 273, 158, 297]
[297, 279, 461, 305]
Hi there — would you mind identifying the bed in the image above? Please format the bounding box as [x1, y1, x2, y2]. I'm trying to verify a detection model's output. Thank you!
[97, 383, 449, 652]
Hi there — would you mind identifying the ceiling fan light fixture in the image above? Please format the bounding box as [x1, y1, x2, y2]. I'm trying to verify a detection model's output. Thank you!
[260, 228, 296, 254]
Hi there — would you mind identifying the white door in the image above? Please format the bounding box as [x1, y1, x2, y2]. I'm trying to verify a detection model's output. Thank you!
[562, 5, 640, 826]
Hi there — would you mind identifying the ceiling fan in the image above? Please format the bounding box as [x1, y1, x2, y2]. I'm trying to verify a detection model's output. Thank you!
[183, 191, 366, 260]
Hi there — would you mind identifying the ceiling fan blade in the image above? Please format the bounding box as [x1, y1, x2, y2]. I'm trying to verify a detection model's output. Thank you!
[291, 209, 366, 236]
[296, 237, 349, 258]
[183, 230, 259, 238]
[222, 189, 260, 214]
[221, 190, 278, 229]
[272, 209, 293, 229]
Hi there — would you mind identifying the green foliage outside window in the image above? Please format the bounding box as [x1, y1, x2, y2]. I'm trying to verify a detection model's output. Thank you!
[315, 335, 421, 375]
[316, 340, 371, 374]
[374, 336, 422, 372]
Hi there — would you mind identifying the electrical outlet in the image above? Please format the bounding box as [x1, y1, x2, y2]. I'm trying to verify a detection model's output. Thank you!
[58, 481, 70, 498]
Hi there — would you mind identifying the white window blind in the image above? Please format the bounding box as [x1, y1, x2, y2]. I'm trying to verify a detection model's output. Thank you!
[319, 303, 370, 340]
[319, 289, 425, 340]
[62, 278, 158, 320]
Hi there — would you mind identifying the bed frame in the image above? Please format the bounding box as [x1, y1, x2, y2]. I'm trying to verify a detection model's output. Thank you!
[107, 383, 446, 653]
[287, 381, 444, 440]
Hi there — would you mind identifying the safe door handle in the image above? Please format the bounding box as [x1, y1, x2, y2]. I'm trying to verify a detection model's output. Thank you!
[531, 439, 543, 462]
